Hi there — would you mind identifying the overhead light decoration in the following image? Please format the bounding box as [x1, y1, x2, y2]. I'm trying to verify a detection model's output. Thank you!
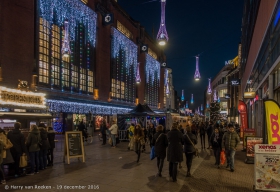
[207, 78, 212, 94]
[186, 101, 188, 109]
[136, 62, 141, 84]
[191, 94, 194, 104]
[165, 69, 170, 95]
[181, 90, 184, 101]
[213, 90, 217, 101]
[194, 55, 201, 80]
[61, 20, 71, 58]
[201, 104, 203, 111]
[157, 0, 169, 46]
[46, 99, 131, 114]
[217, 95, 220, 103]
[206, 101, 209, 108]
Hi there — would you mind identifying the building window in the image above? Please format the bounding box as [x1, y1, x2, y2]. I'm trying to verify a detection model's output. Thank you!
[88, 70, 94, 93]
[111, 79, 125, 99]
[62, 58, 69, 88]
[39, 18, 50, 84]
[80, 68, 86, 91]
[220, 102, 228, 111]
[72, 65, 78, 89]
[117, 21, 133, 39]
[51, 24, 60, 87]
[218, 89, 227, 97]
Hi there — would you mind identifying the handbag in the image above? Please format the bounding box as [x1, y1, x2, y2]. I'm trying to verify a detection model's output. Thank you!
[186, 133, 199, 158]
[19, 154, 27, 167]
[220, 150, 226, 165]
[5, 139, 13, 149]
[108, 137, 112, 145]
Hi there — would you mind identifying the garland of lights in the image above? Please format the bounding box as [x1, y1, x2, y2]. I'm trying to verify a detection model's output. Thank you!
[146, 54, 161, 82]
[46, 99, 131, 114]
[39, 0, 97, 46]
[111, 28, 138, 76]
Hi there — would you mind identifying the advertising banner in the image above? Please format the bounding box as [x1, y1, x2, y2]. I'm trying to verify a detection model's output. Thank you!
[264, 100, 280, 144]
[254, 144, 280, 191]
[238, 100, 248, 138]
[246, 137, 263, 157]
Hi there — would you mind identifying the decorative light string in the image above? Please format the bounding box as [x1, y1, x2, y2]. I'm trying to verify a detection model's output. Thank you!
[46, 99, 131, 114]
[146, 54, 161, 82]
[39, 0, 97, 46]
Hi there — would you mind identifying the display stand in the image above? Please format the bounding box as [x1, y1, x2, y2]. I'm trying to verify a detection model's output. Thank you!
[64, 131, 85, 164]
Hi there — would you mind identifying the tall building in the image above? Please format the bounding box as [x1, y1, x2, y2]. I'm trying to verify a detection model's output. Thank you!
[0, 0, 167, 131]
[240, 0, 279, 137]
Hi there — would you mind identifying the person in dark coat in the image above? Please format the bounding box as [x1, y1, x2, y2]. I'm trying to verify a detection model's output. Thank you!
[167, 122, 184, 182]
[183, 125, 197, 177]
[47, 127, 55, 166]
[147, 123, 156, 148]
[151, 125, 168, 177]
[0, 140, 5, 184]
[100, 119, 107, 145]
[26, 125, 41, 175]
[38, 123, 49, 170]
[199, 122, 206, 149]
[210, 127, 223, 168]
[7, 122, 26, 177]
[206, 122, 213, 149]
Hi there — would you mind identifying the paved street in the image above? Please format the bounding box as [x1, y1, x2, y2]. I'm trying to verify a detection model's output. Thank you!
[1, 134, 255, 192]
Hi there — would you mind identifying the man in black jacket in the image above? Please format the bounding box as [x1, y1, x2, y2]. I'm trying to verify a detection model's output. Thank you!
[7, 122, 26, 177]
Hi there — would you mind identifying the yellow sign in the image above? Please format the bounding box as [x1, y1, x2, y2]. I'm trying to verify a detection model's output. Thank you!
[244, 92, 256, 99]
[0, 86, 46, 108]
[264, 100, 280, 144]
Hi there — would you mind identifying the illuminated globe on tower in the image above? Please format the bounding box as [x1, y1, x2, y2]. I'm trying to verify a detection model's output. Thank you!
[157, 0, 169, 46]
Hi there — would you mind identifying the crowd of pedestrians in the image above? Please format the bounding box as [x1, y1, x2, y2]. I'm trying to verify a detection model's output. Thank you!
[0, 122, 56, 184]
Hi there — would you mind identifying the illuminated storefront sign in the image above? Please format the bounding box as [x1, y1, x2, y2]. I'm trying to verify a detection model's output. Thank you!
[0, 87, 46, 108]
[244, 92, 256, 99]
[231, 79, 240, 86]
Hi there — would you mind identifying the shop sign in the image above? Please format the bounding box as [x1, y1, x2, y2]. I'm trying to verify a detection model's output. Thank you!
[0, 86, 46, 108]
[244, 92, 256, 99]
[225, 94, 230, 99]
[243, 129, 256, 149]
[231, 79, 240, 86]
[254, 144, 280, 191]
[264, 99, 280, 144]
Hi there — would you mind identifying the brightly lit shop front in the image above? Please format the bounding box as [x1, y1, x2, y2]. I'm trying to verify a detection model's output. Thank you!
[0, 85, 51, 133]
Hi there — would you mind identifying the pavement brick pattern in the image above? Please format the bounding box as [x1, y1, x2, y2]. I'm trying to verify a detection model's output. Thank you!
[0, 134, 255, 192]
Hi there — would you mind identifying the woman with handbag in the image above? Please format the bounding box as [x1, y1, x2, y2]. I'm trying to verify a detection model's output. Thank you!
[134, 124, 144, 163]
[183, 125, 197, 177]
[151, 125, 168, 177]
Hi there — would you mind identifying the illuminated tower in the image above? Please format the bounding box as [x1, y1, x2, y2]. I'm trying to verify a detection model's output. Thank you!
[206, 101, 209, 108]
[194, 56, 201, 80]
[136, 62, 141, 84]
[181, 90, 184, 101]
[61, 20, 71, 58]
[157, 0, 169, 46]
[207, 78, 212, 94]
[191, 94, 194, 104]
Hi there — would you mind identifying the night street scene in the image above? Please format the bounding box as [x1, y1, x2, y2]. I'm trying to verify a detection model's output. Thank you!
[0, 0, 280, 191]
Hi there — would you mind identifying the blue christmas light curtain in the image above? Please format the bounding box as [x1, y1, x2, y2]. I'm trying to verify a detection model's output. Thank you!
[39, 0, 97, 46]
[111, 27, 138, 103]
[145, 54, 160, 107]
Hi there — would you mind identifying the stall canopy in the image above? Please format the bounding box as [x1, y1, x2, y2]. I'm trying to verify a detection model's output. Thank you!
[128, 103, 156, 116]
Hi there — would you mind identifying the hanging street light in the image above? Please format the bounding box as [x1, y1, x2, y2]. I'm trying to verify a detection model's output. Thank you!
[207, 78, 212, 94]
[157, 0, 169, 46]
[136, 62, 141, 84]
[194, 55, 201, 80]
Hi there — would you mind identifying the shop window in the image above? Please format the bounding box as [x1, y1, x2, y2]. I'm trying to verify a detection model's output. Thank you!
[218, 89, 227, 97]
[111, 79, 125, 99]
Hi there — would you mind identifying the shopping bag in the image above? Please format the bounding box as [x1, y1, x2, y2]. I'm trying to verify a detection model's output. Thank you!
[108, 137, 112, 145]
[220, 150, 226, 165]
[150, 146, 155, 160]
[5, 139, 13, 149]
[19, 155, 27, 167]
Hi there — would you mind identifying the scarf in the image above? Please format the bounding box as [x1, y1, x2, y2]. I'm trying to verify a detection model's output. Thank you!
[213, 133, 219, 143]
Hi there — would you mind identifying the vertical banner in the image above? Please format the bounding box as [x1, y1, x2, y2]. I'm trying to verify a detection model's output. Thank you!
[264, 99, 280, 144]
[238, 100, 248, 138]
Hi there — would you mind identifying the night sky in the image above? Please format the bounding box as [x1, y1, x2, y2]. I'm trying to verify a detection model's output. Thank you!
[118, 0, 244, 111]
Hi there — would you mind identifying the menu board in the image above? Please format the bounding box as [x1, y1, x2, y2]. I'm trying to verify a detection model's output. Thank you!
[246, 137, 263, 157]
[64, 131, 85, 164]
[254, 144, 280, 191]
[68, 133, 82, 156]
[243, 129, 256, 149]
